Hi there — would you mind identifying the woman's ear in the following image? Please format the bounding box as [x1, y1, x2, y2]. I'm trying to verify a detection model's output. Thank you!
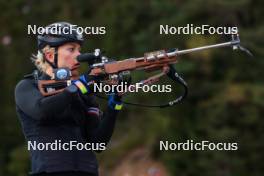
[44, 50, 54, 63]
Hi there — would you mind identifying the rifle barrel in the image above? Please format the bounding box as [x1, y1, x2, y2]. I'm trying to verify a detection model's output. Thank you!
[169, 40, 240, 57]
[141, 39, 240, 61]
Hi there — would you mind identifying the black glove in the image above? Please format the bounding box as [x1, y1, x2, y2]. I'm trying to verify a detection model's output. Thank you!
[108, 93, 123, 111]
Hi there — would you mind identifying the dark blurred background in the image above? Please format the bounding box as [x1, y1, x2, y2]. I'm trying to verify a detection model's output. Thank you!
[1, 0, 263, 175]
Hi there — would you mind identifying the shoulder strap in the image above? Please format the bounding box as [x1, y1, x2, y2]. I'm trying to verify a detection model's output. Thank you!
[23, 70, 39, 84]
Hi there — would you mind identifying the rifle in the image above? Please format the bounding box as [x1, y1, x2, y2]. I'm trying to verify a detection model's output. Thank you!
[38, 34, 252, 108]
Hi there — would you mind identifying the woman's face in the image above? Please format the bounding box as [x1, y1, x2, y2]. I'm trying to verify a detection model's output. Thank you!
[57, 42, 81, 78]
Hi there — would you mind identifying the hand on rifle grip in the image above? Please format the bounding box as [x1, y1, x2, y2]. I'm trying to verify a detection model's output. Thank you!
[106, 74, 125, 111]
[108, 94, 123, 111]
[71, 74, 95, 95]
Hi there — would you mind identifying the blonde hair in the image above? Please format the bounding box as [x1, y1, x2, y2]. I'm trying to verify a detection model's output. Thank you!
[31, 46, 55, 72]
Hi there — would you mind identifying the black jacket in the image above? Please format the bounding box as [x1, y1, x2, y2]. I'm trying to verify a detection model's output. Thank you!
[14, 73, 119, 175]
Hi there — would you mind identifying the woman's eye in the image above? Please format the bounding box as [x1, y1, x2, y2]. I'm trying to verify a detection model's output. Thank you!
[68, 48, 74, 52]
